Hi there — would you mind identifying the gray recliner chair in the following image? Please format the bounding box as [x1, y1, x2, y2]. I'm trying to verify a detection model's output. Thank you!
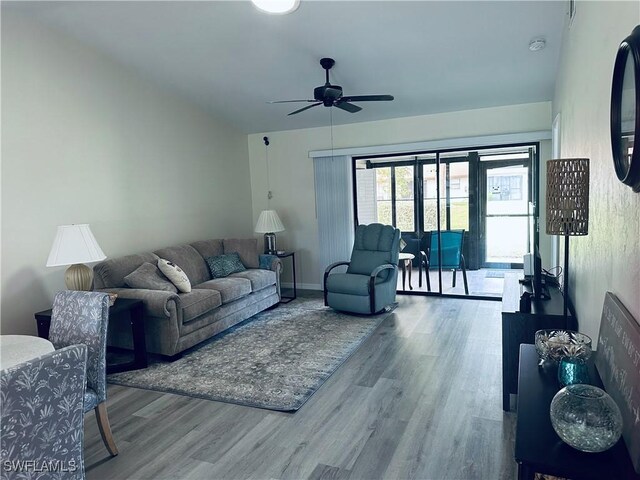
[324, 223, 400, 314]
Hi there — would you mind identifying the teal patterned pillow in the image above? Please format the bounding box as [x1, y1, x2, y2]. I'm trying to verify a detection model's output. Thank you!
[259, 254, 278, 270]
[206, 253, 246, 278]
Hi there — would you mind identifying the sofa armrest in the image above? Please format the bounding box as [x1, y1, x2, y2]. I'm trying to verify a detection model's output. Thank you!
[95, 287, 179, 319]
[258, 254, 282, 298]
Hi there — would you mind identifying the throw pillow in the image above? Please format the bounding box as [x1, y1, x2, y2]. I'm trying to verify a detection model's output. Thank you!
[157, 258, 191, 293]
[124, 262, 178, 293]
[259, 254, 278, 270]
[206, 253, 246, 279]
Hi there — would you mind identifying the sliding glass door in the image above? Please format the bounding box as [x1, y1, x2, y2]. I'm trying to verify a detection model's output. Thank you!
[353, 143, 538, 299]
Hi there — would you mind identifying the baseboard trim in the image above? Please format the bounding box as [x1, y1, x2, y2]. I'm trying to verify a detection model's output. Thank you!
[281, 282, 322, 291]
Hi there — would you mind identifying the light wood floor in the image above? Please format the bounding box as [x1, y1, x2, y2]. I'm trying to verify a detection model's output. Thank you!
[84, 292, 517, 480]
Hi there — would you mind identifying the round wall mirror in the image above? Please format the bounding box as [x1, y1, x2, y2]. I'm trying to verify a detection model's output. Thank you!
[611, 25, 640, 192]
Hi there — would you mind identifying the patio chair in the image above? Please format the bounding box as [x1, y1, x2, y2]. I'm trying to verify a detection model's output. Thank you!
[420, 229, 469, 295]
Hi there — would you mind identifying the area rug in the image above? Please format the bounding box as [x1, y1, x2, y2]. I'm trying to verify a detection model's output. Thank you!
[108, 298, 393, 411]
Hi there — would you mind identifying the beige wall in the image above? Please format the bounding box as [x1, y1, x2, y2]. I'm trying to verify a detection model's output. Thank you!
[248, 102, 552, 288]
[553, 1, 640, 342]
[1, 12, 253, 334]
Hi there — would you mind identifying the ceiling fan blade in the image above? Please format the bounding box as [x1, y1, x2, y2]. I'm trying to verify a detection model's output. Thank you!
[340, 95, 394, 102]
[334, 101, 362, 113]
[288, 102, 322, 115]
[268, 99, 316, 104]
[325, 87, 343, 101]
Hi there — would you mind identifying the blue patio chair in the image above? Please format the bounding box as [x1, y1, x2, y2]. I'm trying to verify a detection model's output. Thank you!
[324, 223, 400, 314]
[421, 229, 469, 294]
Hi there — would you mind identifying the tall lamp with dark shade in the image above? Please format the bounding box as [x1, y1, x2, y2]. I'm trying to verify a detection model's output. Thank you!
[546, 158, 590, 325]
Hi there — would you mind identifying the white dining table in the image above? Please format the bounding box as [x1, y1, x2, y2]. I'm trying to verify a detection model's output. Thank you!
[0, 335, 55, 370]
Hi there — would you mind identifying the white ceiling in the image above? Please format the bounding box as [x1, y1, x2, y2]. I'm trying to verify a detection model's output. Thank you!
[6, 1, 566, 133]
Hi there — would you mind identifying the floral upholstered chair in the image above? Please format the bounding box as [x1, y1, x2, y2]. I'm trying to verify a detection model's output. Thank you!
[50, 290, 118, 456]
[1, 345, 88, 479]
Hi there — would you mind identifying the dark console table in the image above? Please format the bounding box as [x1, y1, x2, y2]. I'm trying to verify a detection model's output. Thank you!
[515, 344, 639, 480]
[35, 297, 147, 374]
[502, 273, 575, 411]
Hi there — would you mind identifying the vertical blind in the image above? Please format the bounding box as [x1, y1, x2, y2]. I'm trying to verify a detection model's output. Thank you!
[313, 155, 355, 283]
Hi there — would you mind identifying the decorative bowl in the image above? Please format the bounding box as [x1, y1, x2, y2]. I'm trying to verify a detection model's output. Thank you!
[550, 384, 622, 452]
[534, 329, 592, 364]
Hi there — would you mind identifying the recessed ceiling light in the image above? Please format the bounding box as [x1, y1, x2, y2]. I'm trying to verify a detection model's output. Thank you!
[251, 0, 300, 15]
[529, 38, 546, 52]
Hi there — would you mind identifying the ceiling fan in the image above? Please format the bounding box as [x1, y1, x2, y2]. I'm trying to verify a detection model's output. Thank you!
[269, 58, 394, 116]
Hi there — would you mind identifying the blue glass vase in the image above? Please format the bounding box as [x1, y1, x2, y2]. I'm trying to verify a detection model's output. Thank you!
[558, 357, 590, 387]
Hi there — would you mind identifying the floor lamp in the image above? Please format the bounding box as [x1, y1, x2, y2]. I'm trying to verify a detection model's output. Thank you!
[546, 158, 590, 327]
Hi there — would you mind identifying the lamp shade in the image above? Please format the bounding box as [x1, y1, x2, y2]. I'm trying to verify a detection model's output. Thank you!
[255, 210, 285, 233]
[46, 224, 106, 267]
[546, 158, 590, 236]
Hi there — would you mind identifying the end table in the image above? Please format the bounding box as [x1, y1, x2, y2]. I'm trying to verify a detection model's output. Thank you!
[276, 251, 296, 303]
[35, 297, 147, 374]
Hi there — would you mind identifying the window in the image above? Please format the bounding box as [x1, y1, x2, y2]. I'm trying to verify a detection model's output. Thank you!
[394, 166, 414, 232]
[449, 162, 469, 231]
[488, 175, 523, 201]
[375, 167, 392, 225]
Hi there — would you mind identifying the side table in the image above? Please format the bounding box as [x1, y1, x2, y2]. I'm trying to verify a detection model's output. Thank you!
[398, 252, 415, 290]
[276, 251, 296, 303]
[515, 344, 639, 480]
[35, 297, 147, 374]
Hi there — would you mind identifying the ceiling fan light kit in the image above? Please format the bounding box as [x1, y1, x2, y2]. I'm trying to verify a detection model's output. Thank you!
[251, 0, 300, 15]
[269, 57, 394, 116]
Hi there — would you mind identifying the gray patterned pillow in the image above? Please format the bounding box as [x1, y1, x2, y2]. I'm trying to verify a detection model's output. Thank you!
[124, 262, 178, 292]
[206, 253, 246, 278]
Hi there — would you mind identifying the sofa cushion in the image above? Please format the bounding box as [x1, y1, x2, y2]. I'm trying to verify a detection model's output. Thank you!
[190, 239, 223, 261]
[223, 238, 260, 269]
[229, 269, 276, 292]
[326, 273, 383, 296]
[179, 289, 222, 323]
[206, 253, 246, 279]
[158, 259, 192, 293]
[154, 244, 210, 286]
[195, 277, 252, 304]
[93, 252, 160, 289]
[124, 262, 177, 293]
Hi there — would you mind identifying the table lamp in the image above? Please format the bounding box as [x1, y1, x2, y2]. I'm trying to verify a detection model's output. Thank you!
[46, 224, 106, 291]
[255, 210, 285, 254]
[546, 158, 589, 325]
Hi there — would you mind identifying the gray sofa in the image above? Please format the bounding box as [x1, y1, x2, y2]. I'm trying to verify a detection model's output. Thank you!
[93, 238, 281, 357]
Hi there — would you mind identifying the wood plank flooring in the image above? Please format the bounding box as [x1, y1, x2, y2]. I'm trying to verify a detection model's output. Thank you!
[84, 292, 517, 480]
